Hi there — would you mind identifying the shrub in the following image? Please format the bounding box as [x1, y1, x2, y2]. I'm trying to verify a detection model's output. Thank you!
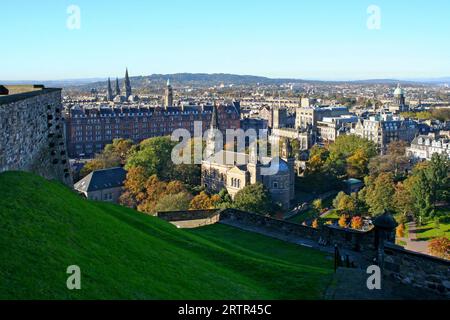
[396, 223, 405, 238]
[428, 237, 450, 260]
[350, 216, 363, 230]
[338, 215, 348, 228]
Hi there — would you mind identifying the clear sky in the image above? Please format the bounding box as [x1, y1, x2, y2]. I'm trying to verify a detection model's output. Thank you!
[1, 0, 450, 80]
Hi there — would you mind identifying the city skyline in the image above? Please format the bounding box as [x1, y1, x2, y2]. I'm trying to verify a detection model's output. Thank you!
[2, 0, 450, 81]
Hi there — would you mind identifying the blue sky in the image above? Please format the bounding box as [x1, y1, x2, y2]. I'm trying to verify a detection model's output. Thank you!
[1, 0, 450, 80]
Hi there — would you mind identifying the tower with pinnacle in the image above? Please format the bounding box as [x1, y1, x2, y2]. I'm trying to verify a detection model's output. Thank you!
[165, 79, 173, 108]
[115, 78, 121, 97]
[124, 68, 132, 99]
[205, 104, 221, 160]
[106, 78, 113, 101]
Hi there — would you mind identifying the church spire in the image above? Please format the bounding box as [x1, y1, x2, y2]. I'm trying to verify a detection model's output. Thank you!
[107, 78, 113, 101]
[210, 103, 219, 130]
[124, 68, 132, 99]
[115, 77, 121, 96]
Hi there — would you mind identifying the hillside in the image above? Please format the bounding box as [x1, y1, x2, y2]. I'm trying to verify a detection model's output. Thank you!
[0, 172, 333, 300]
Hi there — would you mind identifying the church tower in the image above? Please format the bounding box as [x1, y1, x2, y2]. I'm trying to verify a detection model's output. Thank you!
[115, 77, 121, 97]
[205, 104, 221, 160]
[281, 139, 296, 201]
[106, 78, 113, 101]
[124, 68, 132, 99]
[165, 79, 173, 108]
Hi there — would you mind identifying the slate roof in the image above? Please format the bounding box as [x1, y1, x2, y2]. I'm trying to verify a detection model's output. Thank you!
[74, 167, 127, 193]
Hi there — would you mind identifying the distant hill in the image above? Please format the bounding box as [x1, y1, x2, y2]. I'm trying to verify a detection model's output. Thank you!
[0, 172, 332, 299]
[5, 73, 446, 91]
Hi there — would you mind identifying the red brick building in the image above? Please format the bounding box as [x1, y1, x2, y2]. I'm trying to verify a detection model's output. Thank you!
[65, 103, 241, 158]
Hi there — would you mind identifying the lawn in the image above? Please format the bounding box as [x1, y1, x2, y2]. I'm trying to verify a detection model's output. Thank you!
[0, 171, 333, 300]
[415, 210, 450, 241]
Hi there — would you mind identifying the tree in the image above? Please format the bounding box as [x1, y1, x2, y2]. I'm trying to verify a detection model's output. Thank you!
[410, 169, 434, 223]
[79, 138, 133, 179]
[234, 183, 274, 215]
[426, 153, 450, 207]
[338, 215, 348, 228]
[155, 192, 192, 212]
[364, 172, 395, 215]
[428, 237, 450, 260]
[351, 216, 363, 230]
[327, 135, 378, 178]
[346, 148, 370, 179]
[215, 189, 233, 209]
[190, 191, 215, 210]
[333, 192, 357, 214]
[369, 141, 410, 178]
[125, 136, 176, 181]
[119, 166, 148, 207]
[396, 224, 405, 238]
[393, 176, 417, 217]
[312, 199, 323, 213]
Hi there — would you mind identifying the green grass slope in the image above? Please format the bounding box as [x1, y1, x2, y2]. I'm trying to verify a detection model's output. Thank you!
[0, 172, 333, 300]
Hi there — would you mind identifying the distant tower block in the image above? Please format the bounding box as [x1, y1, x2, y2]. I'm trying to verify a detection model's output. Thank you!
[165, 79, 173, 108]
[124, 68, 132, 99]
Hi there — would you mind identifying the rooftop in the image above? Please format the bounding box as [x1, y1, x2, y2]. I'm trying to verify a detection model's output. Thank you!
[74, 167, 127, 193]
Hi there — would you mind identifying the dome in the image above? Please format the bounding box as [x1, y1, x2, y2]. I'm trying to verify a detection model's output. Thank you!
[394, 84, 404, 96]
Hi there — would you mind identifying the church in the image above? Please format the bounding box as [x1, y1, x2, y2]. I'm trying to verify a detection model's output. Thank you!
[201, 106, 296, 210]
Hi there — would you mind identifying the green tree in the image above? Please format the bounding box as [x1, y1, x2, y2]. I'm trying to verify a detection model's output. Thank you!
[155, 192, 193, 212]
[234, 183, 274, 215]
[126, 136, 176, 181]
[364, 172, 395, 215]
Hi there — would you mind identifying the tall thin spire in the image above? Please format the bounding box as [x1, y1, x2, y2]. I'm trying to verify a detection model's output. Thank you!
[107, 78, 113, 101]
[115, 77, 121, 96]
[124, 68, 132, 99]
[210, 103, 219, 130]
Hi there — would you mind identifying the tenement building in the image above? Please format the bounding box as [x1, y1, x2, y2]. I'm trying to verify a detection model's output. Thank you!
[407, 133, 450, 161]
[202, 106, 295, 210]
[295, 105, 351, 130]
[65, 102, 241, 157]
[0, 85, 72, 185]
[353, 113, 418, 151]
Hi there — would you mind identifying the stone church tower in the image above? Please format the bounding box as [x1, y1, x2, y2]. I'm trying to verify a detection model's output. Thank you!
[205, 104, 221, 160]
[281, 139, 296, 201]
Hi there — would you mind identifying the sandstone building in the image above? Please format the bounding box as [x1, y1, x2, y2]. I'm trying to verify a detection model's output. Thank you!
[202, 106, 295, 210]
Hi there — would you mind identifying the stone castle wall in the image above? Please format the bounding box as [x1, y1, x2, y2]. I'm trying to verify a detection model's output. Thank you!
[384, 243, 450, 297]
[0, 87, 72, 185]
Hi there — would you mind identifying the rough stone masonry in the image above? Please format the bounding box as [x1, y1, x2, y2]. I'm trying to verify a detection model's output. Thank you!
[0, 85, 72, 186]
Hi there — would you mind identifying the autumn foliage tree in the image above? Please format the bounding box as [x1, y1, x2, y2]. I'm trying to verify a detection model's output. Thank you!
[396, 224, 405, 238]
[428, 237, 450, 260]
[350, 216, 363, 230]
[338, 215, 348, 228]
[189, 191, 219, 210]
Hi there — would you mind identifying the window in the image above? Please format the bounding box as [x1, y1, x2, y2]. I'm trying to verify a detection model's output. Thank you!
[273, 182, 278, 189]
